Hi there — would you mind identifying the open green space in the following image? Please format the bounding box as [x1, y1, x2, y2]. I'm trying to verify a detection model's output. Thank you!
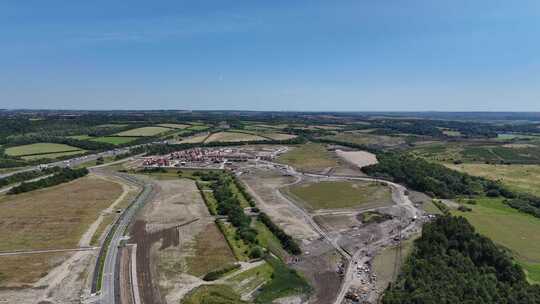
[254, 221, 287, 259]
[254, 256, 311, 303]
[322, 132, 406, 148]
[5, 143, 83, 157]
[227, 262, 274, 295]
[452, 197, 540, 283]
[158, 123, 191, 129]
[21, 150, 85, 160]
[182, 285, 246, 304]
[115, 126, 170, 137]
[217, 221, 251, 261]
[446, 163, 540, 197]
[287, 180, 392, 210]
[90, 136, 138, 145]
[277, 143, 338, 172]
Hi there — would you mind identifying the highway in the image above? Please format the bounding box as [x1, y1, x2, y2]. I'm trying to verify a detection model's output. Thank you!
[90, 172, 155, 304]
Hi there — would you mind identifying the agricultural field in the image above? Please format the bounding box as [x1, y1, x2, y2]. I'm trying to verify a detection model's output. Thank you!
[321, 132, 406, 148]
[21, 150, 85, 160]
[204, 131, 268, 143]
[286, 180, 393, 210]
[90, 136, 138, 145]
[115, 126, 170, 137]
[158, 123, 191, 129]
[277, 143, 339, 173]
[180, 133, 209, 144]
[446, 163, 540, 197]
[263, 133, 297, 140]
[0, 175, 122, 286]
[452, 197, 540, 283]
[5, 143, 83, 157]
[411, 142, 540, 164]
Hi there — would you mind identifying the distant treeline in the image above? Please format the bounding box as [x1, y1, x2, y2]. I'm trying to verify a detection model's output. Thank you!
[258, 212, 301, 255]
[8, 167, 89, 194]
[382, 216, 540, 303]
[0, 166, 61, 188]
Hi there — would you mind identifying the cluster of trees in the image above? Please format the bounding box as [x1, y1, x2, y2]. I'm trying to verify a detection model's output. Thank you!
[202, 263, 241, 281]
[0, 166, 61, 188]
[362, 153, 502, 198]
[382, 216, 540, 303]
[8, 167, 89, 194]
[203, 172, 261, 257]
[505, 194, 540, 219]
[258, 212, 301, 255]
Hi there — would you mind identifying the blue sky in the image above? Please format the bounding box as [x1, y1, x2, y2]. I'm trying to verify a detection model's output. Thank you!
[1, 1, 539, 111]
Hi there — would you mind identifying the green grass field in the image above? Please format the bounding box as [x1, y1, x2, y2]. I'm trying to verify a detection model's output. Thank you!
[5, 143, 83, 157]
[446, 163, 540, 197]
[90, 136, 138, 145]
[287, 180, 393, 210]
[182, 285, 246, 304]
[158, 123, 191, 129]
[452, 197, 540, 283]
[115, 126, 170, 137]
[372, 236, 417, 291]
[254, 256, 311, 303]
[227, 262, 274, 295]
[277, 143, 338, 173]
[21, 150, 85, 160]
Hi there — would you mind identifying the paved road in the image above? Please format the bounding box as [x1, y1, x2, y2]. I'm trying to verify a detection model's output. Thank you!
[90, 172, 155, 304]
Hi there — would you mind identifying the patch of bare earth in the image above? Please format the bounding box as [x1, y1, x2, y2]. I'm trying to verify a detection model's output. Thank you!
[335, 149, 378, 169]
[0, 174, 126, 303]
[130, 178, 216, 304]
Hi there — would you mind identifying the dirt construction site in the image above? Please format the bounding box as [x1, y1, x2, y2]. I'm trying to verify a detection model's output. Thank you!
[238, 158, 427, 304]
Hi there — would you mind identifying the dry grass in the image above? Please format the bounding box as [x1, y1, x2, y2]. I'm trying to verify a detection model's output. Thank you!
[264, 133, 297, 140]
[0, 175, 122, 286]
[116, 126, 170, 137]
[185, 222, 236, 277]
[0, 253, 67, 287]
[158, 123, 191, 129]
[277, 143, 339, 173]
[5, 143, 82, 156]
[204, 132, 267, 143]
[335, 150, 378, 168]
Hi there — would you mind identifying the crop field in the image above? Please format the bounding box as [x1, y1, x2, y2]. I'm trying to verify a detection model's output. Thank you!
[277, 143, 339, 173]
[446, 163, 540, 196]
[21, 150, 85, 160]
[5, 143, 83, 157]
[322, 132, 406, 148]
[90, 136, 138, 145]
[287, 180, 393, 210]
[263, 133, 297, 140]
[187, 125, 210, 131]
[158, 123, 191, 129]
[0, 175, 122, 286]
[115, 126, 170, 137]
[185, 222, 236, 277]
[204, 131, 268, 143]
[452, 197, 540, 283]
[412, 142, 540, 164]
[180, 133, 209, 143]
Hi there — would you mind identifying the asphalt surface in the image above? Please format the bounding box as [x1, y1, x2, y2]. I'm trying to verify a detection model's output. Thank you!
[91, 172, 155, 304]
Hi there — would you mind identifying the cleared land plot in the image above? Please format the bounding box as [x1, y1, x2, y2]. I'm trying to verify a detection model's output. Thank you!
[287, 180, 392, 210]
[116, 126, 170, 137]
[158, 123, 191, 129]
[335, 150, 378, 168]
[446, 163, 540, 197]
[185, 222, 236, 277]
[90, 136, 138, 145]
[452, 197, 540, 283]
[0, 176, 122, 286]
[277, 143, 339, 173]
[204, 132, 267, 143]
[5, 143, 83, 157]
